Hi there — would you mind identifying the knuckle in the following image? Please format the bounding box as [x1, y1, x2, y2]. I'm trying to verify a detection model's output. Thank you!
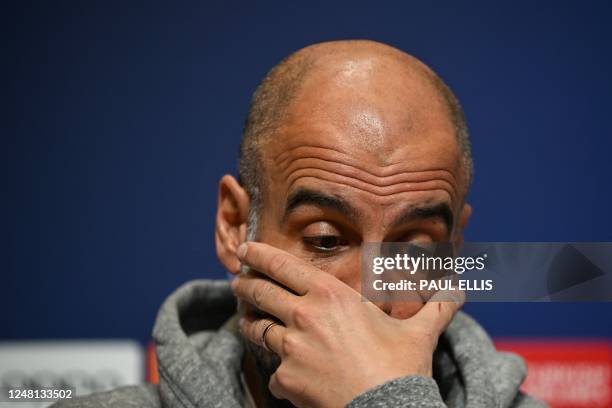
[252, 281, 274, 309]
[269, 253, 289, 276]
[268, 374, 283, 399]
[292, 304, 313, 329]
[316, 282, 342, 302]
[252, 287, 264, 309]
[262, 280, 274, 295]
[314, 280, 330, 296]
[273, 365, 293, 391]
[281, 332, 298, 356]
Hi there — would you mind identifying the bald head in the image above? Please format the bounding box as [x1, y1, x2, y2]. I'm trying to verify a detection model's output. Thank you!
[223, 43, 475, 371]
[239, 40, 472, 213]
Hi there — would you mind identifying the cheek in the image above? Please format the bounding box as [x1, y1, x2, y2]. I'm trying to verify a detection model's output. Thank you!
[311, 250, 362, 291]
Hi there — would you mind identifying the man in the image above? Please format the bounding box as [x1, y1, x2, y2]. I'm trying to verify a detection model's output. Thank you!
[56, 40, 545, 407]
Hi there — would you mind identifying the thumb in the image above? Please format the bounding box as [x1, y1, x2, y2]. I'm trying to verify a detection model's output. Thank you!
[407, 287, 465, 337]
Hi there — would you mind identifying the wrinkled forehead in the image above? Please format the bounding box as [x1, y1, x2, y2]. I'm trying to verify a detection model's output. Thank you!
[265, 122, 463, 205]
[259, 56, 465, 226]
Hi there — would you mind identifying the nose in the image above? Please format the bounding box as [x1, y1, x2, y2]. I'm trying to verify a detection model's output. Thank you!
[330, 247, 425, 320]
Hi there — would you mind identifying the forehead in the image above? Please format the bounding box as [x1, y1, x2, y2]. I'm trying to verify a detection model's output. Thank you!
[267, 126, 462, 208]
[261, 56, 464, 219]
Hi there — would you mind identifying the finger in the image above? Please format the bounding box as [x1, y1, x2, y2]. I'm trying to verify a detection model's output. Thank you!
[409, 287, 465, 336]
[237, 242, 318, 295]
[240, 315, 285, 355]
[231, 275, 298, 323]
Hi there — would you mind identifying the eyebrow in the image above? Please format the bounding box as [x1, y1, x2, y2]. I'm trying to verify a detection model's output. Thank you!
[284, 188, 453, 233]
[284, 188, 359, 222]
[394, 202, 454, 234]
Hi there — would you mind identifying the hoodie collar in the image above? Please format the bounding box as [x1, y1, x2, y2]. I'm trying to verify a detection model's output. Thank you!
[152, 280, 527, 408]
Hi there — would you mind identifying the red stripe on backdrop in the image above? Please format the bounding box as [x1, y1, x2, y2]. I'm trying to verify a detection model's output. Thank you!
[147, 342, 159, 385]
[495, 340, 612, 408]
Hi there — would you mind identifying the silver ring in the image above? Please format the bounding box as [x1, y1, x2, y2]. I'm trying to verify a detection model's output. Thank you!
[261, 321, 278, 352]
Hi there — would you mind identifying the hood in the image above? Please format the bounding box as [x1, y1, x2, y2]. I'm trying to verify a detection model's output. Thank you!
[153, 280, 244, 408]
[152, 279, 529, 408]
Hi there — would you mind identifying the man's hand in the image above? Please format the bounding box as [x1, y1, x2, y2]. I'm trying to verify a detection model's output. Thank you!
[231, 242, 464, 408]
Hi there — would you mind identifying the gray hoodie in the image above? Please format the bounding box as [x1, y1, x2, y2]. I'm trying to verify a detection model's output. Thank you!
[54, 280, 546, 407]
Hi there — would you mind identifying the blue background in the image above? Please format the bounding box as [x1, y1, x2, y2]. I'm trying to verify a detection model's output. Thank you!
[5, 1, 612, 342]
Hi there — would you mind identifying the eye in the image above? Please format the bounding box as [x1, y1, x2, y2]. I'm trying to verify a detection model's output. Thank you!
[303, 235, 349, 252]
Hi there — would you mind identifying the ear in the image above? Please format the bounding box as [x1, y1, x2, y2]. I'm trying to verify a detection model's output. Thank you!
[453, 203, 472, 247]
[215, 174, 250, 274]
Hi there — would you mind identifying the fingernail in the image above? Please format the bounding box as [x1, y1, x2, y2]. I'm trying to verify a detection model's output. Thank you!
[238, 317, 245, 330]
[237, 243, 248, 259]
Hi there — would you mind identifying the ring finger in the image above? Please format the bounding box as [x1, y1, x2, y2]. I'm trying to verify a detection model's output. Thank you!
[240, 315, 286, 356]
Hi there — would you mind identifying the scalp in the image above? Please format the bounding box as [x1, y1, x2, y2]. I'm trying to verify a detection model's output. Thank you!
[239, 40, 472, 210]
